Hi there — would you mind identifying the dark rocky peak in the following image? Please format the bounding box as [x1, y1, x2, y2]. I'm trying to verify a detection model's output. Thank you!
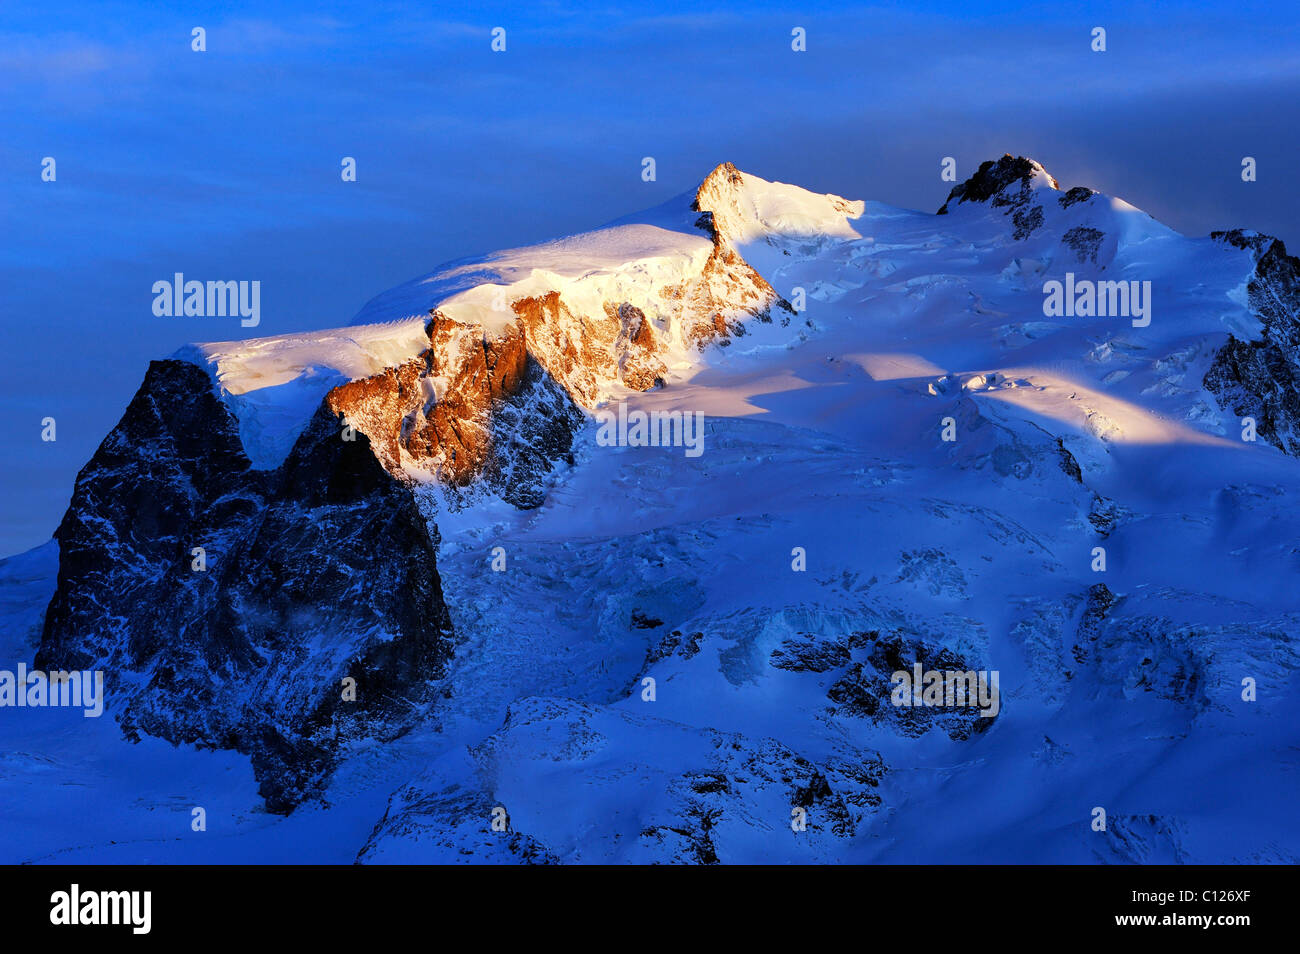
[1203, 229, 1300, 454]
[938, 154, 1060, 215]
[37, 359, 457, 812]
[1211, 229, 1295, 273]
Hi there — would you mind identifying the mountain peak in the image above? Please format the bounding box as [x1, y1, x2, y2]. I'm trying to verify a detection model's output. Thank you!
[937, 154, 1060, 215]
[690, 162, 864, 248]
[691, 162, 748, 240]
[692, 161, 747, 211]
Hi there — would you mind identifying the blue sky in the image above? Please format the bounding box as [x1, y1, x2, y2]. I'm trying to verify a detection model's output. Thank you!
[2, 0, 1298, 555]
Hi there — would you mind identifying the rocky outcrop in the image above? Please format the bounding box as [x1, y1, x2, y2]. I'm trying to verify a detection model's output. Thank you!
[765, 626, 998, 741]
[938, 154, 1059, 213]
[1063, 225, 1105, 264]
[36, 359, 456, 812]
[1058, 185, 1098, 210]
[611, 303, 666, 390]
[329, 314, 528, 485]
[1203, 230, 1300, 454]
[824, 633, 1000, 740]
[686, 162, 799, 338]
[356, 696, 883, 863]
[326, 312, 582, 509]
[937, 154, 1059, 240]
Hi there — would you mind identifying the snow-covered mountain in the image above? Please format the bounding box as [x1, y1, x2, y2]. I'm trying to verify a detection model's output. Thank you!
[4, 155, 1298, 862]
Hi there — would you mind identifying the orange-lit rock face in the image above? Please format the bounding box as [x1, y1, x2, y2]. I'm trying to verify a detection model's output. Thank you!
[697, 241, 787, 343]
[615, 303, 667, 391]
[679, 163, 795, 346]
[329, 256, 784, 491]
[512, 291, 608, 407]
[509, 293, 667, 401]
[327, 313, 528, 485]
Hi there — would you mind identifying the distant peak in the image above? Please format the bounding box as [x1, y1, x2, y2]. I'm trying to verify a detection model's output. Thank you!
[937, 154, 1060, 215]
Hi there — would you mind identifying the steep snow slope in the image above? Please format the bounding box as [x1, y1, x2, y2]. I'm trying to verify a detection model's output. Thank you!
[6, 157, 1299, 863]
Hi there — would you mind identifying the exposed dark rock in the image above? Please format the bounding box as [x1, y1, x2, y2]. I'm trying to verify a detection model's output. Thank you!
[1059, 186, 1098, 210]
[1056, 438, 1084, 483]
[647, 629, 704, 664]
[37, 359, 456, 812]
[1088, 494, 1127, 536]
[937, 154, 1059, 215]
[1063, 226, 1105, 264]
[481, 357, 585, 510]
[1203, 231, 1300, 455]
[821, 632, 998, 740]
[1071, 582, 1118, 665]
[937, 154, 1059, 242]
[769, 630, 874, 672]
[1012, 204, 1045, 241]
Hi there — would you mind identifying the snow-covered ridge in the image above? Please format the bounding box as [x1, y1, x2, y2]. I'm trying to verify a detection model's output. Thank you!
[177, 318, 432, 396]
[166, 156, 1270, 485]
[171, 163, 862, 473]
[178, 163, 863, 395]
